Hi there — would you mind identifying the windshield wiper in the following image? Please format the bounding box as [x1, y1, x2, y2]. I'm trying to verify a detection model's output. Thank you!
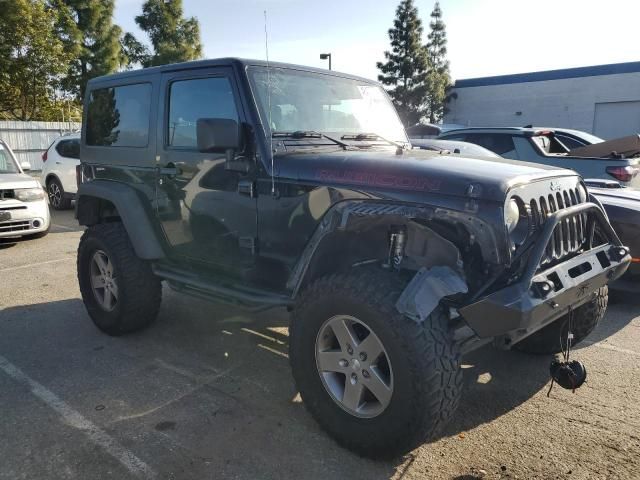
[272, 130, 349, 149]
[341, 132, 407, 152]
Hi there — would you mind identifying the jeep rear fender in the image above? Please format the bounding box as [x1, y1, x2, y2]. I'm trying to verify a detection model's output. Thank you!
[75, 180, 165, 260]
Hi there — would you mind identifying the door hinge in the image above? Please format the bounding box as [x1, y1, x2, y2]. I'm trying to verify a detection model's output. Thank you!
[239, 236, 259, 255]
[238, 179, 256, 198]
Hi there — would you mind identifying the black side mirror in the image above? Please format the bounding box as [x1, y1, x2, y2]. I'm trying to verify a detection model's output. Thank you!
[196, 118, 240, 153]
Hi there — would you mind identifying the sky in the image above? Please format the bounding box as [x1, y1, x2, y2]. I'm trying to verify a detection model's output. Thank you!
[114, 0, 640, 82]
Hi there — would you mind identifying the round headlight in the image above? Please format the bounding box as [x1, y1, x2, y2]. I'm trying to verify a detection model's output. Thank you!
[505, 199, 520, 233]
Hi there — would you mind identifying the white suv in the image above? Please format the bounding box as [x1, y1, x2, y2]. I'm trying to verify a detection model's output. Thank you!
[0, 140, 50, 239]
[40, 133, 80, 210]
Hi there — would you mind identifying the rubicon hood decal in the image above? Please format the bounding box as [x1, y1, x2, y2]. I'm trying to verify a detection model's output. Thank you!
[315, 169, 442, 192]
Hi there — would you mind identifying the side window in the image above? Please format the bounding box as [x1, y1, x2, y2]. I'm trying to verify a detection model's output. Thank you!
[55, 139, 80, 159]
[555, 135, 583, 150]
[167, 77, 238, 148]
[465, 133, 518, 158]
[86, 83, 151, 147]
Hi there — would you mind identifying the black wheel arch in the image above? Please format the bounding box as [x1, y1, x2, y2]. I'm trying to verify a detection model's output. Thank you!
[287, 200, 492, 298]
[75, 180, 165, 260]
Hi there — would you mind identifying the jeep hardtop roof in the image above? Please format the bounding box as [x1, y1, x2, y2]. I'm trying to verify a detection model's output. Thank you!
[87, 57, 378, 87]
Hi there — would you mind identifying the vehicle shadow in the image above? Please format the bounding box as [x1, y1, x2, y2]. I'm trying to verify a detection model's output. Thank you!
[574, 301, 638, 348]
[0, 293, 561, 479]
[0, 239, 17, 249]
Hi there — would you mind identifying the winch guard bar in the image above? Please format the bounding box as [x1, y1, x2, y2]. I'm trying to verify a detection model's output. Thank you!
[459, 202, 630, 340]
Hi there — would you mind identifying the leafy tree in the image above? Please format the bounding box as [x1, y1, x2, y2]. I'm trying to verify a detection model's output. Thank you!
[377, 0, 430, 127]
[425, 1, 451, 123]
[0, 0, 73, 121]
[52, 0, 123, 100]
[125, 0, 203, 68]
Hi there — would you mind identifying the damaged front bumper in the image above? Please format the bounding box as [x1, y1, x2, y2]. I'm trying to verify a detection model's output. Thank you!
[458, 202, 630, 346]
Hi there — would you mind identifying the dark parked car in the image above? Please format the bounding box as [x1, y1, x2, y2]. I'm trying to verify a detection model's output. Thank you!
[74, 58, 629, 458]
[585, 179, 640, 291]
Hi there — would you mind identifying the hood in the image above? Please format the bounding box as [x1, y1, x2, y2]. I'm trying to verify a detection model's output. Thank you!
[0, 173, 40, 190]
[274, 148, 577, 202]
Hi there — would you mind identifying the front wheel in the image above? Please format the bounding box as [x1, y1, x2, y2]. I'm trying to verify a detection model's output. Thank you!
[514, 286, 608, 355]
[289, 269, 462, 458]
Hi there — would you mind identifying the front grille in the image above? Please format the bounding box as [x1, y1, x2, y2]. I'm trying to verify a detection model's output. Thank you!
[0, 190, 15, 200]
[526, 186, 587, 266]
[0, 220, 31, 233]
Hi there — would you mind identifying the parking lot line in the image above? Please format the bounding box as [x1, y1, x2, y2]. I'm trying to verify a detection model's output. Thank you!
[0, 354, 156, 479]
[0, 257, 71, 273]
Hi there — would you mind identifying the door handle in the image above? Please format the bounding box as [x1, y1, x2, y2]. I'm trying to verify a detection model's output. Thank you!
[159, 163, 179, 175]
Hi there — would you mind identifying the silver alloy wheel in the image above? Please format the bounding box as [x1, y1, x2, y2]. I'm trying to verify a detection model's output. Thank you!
[315, 315, 394, 418]
[48, 182, 61, 207]
[90, 250, 118, 312]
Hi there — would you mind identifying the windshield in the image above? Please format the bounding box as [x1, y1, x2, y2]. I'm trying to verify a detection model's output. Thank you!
[0, 144, 20, 174]
[247, 66, 408, 144]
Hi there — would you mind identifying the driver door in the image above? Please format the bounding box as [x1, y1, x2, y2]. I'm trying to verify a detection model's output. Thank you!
[155, 68, 258, 277]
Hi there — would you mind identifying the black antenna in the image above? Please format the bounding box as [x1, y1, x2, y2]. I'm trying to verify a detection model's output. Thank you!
[264, 10, 275, 196]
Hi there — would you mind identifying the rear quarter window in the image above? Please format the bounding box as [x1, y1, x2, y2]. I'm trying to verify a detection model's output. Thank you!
[85, 83, 151, 147]
[55, 139, 80, 159]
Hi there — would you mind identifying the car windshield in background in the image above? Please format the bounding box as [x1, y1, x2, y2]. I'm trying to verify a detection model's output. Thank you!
[0, 145, 19, 174]
[248, 66, 408, 144]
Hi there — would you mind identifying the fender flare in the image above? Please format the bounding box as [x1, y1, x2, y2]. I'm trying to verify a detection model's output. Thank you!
[287, 200, 474, 300]
[76, 180, 165, 260]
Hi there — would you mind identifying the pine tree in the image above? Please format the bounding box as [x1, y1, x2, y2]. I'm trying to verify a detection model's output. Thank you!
[52, 0, 123, 101]
[377, 0, 430, 127]
[131, 0, 203, 68]
[425, 1, 451, 123]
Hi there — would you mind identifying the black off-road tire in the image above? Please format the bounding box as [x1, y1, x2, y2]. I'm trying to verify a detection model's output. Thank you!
[47, 177, 72, 210]
[77, 222, 162, 335]
[289, 269, 462, 458]
[514, 286, 608, 355]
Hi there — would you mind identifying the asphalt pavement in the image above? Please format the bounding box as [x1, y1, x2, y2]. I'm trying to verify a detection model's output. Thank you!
[0, 209, 638, 480]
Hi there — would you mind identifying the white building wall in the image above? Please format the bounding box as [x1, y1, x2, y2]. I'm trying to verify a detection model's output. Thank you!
[444, 71, 640, 139]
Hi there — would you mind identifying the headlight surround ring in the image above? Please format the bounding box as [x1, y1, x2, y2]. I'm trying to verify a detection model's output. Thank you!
[505, 197, 530, 248]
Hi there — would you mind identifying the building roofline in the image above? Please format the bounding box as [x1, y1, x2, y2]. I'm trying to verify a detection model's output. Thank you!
[454, 61, 640, 88]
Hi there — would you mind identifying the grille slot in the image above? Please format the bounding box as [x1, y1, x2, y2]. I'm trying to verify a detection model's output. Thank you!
[0, 220, 31, 233]
[525, 186, 586, 266]
[0, 190, 15, 200]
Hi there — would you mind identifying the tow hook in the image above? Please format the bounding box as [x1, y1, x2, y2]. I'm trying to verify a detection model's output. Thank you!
[547, 306, 587, 396]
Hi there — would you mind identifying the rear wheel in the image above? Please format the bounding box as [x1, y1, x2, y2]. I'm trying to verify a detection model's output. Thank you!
[290, 269, 462, 458]
[514, 286, 608, 355]
[77, 223, 161, 335]
[47, 177, 71, 210]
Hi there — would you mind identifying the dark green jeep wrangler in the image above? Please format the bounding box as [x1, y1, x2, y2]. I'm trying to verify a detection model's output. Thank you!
[75, 58, 629, 457]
